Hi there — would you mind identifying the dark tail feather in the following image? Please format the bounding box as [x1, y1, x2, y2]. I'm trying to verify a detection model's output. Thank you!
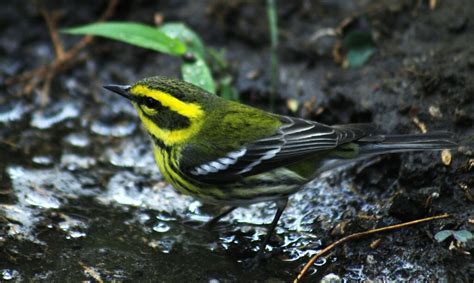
[358, 132, 457, 156]
[316, 132, 457, 175]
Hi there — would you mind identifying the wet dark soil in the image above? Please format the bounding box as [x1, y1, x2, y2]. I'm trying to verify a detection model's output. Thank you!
[1, 0, 473, 282]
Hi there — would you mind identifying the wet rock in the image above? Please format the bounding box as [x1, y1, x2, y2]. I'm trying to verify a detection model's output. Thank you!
[398, 154, 447, 189]
[389, 186, 441, 221]
[321, 273, 342, 283]
[30, 102, 80, 129]
[0, 102, 29, 123]
[1, 0, 473, 281]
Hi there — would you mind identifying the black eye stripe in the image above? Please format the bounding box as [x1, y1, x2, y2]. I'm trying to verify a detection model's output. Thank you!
[141, 97, 163, 109]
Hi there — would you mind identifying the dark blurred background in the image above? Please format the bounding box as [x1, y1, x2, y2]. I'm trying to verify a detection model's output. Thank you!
[1, 0, 473, 281]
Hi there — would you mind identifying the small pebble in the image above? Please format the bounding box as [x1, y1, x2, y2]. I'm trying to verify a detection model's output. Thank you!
[321, 273, 341, 283]
[441, 149, 452, 166]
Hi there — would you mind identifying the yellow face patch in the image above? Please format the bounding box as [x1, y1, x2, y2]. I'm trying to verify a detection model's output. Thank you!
[131, 85, 204, 146]
[140, 105, 157, 116]
[137, 110, 203, 145]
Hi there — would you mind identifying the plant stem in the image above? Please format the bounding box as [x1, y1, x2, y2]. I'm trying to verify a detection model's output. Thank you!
[294, 213, 450, 282]
[266, 0, 279, 111]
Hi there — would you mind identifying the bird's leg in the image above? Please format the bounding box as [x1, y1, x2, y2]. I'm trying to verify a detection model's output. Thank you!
[254, 198, 288, 262]
[205, 206, 237, 230]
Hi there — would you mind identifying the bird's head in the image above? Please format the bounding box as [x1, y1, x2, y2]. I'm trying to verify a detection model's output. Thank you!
[104, 76, 212, 146]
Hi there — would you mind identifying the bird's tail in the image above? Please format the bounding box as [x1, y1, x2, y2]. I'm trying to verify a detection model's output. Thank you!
[315, 132, 457, 175]
[357, 132, 457, 156]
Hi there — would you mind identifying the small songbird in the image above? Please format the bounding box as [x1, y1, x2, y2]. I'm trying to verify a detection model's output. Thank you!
[104, 76, 456, 261]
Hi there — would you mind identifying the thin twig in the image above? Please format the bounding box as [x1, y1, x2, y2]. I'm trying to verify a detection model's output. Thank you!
[0, 139, 18, 148]
[5, 0, 118, 99]
[40, 67, 54, 105]
[294, 213, 450, 283]
[266, 0, 279, 111]
[79, 261, 104, 283]
[41, 9, 65, 60]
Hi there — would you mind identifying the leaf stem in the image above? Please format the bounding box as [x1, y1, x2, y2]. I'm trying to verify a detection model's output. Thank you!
[294, 213, 450, 282]
[266, 0, 279, 111]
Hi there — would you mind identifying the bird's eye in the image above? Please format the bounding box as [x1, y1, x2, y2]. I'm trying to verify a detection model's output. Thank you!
[143, 97, 160, 108]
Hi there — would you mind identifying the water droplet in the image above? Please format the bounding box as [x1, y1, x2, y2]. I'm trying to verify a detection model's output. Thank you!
[31, 102, 80, 129]
[32, 156, 53, 165]
[152, 222, 170, 233]
[156, 213, 176, 222]
[0, 102, 29, 123]
[68, 231, 86, 239]
[148, 237, 174, 253]
[64, 133, 90, 147]
[104, 139, 155, 171]
[137, 213, 151, 224]
[60, 153, 96, 170]
[90, 120, 136, 137]
[1, 269, 19, 281]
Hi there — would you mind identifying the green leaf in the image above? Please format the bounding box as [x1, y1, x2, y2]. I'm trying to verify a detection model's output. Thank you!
[64, 21, 216, 94]
[219, 76, 239, 101]
[434, 230, 453, 242]
[346, 47, 375, 68]
[158, 23, 205, 58]
[342, 30, 375, 68]
[207, 48, 229, 71]
[62, 22, 186, 55]
[453, 230, 473, 243]
[182, 57, 215, 94]
[160, 23, 215, 94]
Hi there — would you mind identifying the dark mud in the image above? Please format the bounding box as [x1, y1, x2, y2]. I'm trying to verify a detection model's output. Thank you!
[1, 0, 473, 282]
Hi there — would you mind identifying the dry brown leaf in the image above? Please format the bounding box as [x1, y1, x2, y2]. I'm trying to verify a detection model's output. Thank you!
[79, 261, 103, 283]
[287, 98, 299, 113]
[468, 159, 474, 171]
[154, 12, 164, 26]
[458, 182, 474, 202]
[441, 149, 452, 166]
[245, 69, 260, 80]
[429, 105, 442, 118]
[370, 238, 381, 249]
[412, 116, 428, 133]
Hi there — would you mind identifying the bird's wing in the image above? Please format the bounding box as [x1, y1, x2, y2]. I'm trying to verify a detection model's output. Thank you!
[180, 116, 375, 184]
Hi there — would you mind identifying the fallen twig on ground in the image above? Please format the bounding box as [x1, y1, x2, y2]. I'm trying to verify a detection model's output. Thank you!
[5, 0, 118, 105]
[294, 213, 450, 283]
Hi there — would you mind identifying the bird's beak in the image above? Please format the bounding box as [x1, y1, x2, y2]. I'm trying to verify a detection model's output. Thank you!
[103, 84, 133, 100]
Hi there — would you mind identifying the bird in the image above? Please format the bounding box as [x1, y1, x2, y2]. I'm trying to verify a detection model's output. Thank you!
[104, 76, 456, 262]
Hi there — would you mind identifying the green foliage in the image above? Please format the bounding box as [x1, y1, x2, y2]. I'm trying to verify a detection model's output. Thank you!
[434, 230, 452, 242]
[207, 48, 230, 70]
[159, 23, 215, 94]
[62, 22, 186, 55]
[207, 48, 239, 101]
[435, 229, 473, 243]
[158, 23, 205, 58]
[62, 21, 216, 94]
[266, 0, 279, 110]
[218, 76, 239, 101]
[181, 58, 215, 95]
[452, 230, 473, 242]
[342, 30, 375, 68]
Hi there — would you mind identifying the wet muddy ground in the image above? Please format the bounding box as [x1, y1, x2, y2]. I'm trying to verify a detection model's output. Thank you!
[1, 0, 473, 282]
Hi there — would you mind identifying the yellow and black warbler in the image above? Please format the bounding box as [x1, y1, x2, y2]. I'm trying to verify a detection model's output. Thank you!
[104, 76, 456, 260]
